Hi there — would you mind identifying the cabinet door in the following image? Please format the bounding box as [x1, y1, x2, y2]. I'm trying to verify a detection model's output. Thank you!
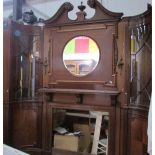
[11, 102, 42, 148]
[127, 6, 151, 155]
[9, 22, 44, 151]
[127, 111, 149, 155]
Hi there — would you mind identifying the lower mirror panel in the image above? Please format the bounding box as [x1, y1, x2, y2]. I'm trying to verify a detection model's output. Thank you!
[52, 108, 109, 155]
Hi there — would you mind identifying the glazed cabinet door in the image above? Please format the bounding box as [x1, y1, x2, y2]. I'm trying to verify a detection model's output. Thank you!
[118, 5, 152, 155]
[8, 21, 44, 153]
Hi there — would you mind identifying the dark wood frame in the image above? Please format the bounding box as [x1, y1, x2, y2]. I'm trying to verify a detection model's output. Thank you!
[41, 1, 123, 155]
[3, 1, 151, 155]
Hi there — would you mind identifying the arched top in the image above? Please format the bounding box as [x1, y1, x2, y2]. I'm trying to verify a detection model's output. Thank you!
[87, 0, 123, 18]
[44, 0, 123, 27]
[44, 2, 74, 26]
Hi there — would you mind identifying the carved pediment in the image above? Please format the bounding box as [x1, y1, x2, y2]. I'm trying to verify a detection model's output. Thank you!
[87, 0, 123, 21]
[44, 0, 123, 27]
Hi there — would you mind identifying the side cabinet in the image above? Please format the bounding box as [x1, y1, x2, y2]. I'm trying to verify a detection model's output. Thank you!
[118, 4, 152, 155]
[7, 21, 44, 154]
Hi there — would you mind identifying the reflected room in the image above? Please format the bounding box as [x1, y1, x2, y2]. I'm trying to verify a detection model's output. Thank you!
[52, 108, 109, 155]
[63, 36, 100, 77]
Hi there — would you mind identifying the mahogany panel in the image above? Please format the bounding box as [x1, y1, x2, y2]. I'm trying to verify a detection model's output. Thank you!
[3, 104, 10, 144]
[127, 108, 149, 155]
[21, 148, 42, 155]
[44, 25, 117, 89]
[118, 108, 128, 155]
[11, 102, 42, 149]
[45, 93, 116, 106]
[117, 21, 131, 107]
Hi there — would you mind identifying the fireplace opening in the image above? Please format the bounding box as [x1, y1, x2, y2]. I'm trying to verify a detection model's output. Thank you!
[52, 108, 109, 155]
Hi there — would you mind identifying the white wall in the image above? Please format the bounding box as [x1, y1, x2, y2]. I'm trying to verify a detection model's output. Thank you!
[3, 0, 152, 20]
[100, 0, 152, 16]
[23, 0, 95, 20]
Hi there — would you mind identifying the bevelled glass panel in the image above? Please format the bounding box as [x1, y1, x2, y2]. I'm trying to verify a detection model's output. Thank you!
[13, 28, 42, 100]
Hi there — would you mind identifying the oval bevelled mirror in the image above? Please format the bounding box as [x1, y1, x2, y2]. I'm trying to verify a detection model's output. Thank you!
[63, 36, 100, 77]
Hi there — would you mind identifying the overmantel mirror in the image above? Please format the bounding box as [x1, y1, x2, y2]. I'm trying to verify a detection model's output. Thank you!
[42, 0, 123, 155]
[43, 0, 123, 88]
[63, 36, 100, 77]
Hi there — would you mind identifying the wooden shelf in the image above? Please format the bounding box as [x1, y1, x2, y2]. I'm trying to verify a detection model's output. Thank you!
[38, 88, 120, 96]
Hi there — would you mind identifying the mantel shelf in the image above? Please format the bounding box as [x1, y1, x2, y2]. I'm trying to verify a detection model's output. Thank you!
[38, 88, 120, 96]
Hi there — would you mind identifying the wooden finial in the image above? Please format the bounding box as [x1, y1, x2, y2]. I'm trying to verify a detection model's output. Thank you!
[78, 1, 86, 12]
[76, 1, 87, 21]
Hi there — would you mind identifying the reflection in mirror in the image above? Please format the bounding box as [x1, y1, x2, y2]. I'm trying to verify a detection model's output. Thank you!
[52, 109, 109, 154]
[14, 33, 42, 100]
[63, 36, 100, 76]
